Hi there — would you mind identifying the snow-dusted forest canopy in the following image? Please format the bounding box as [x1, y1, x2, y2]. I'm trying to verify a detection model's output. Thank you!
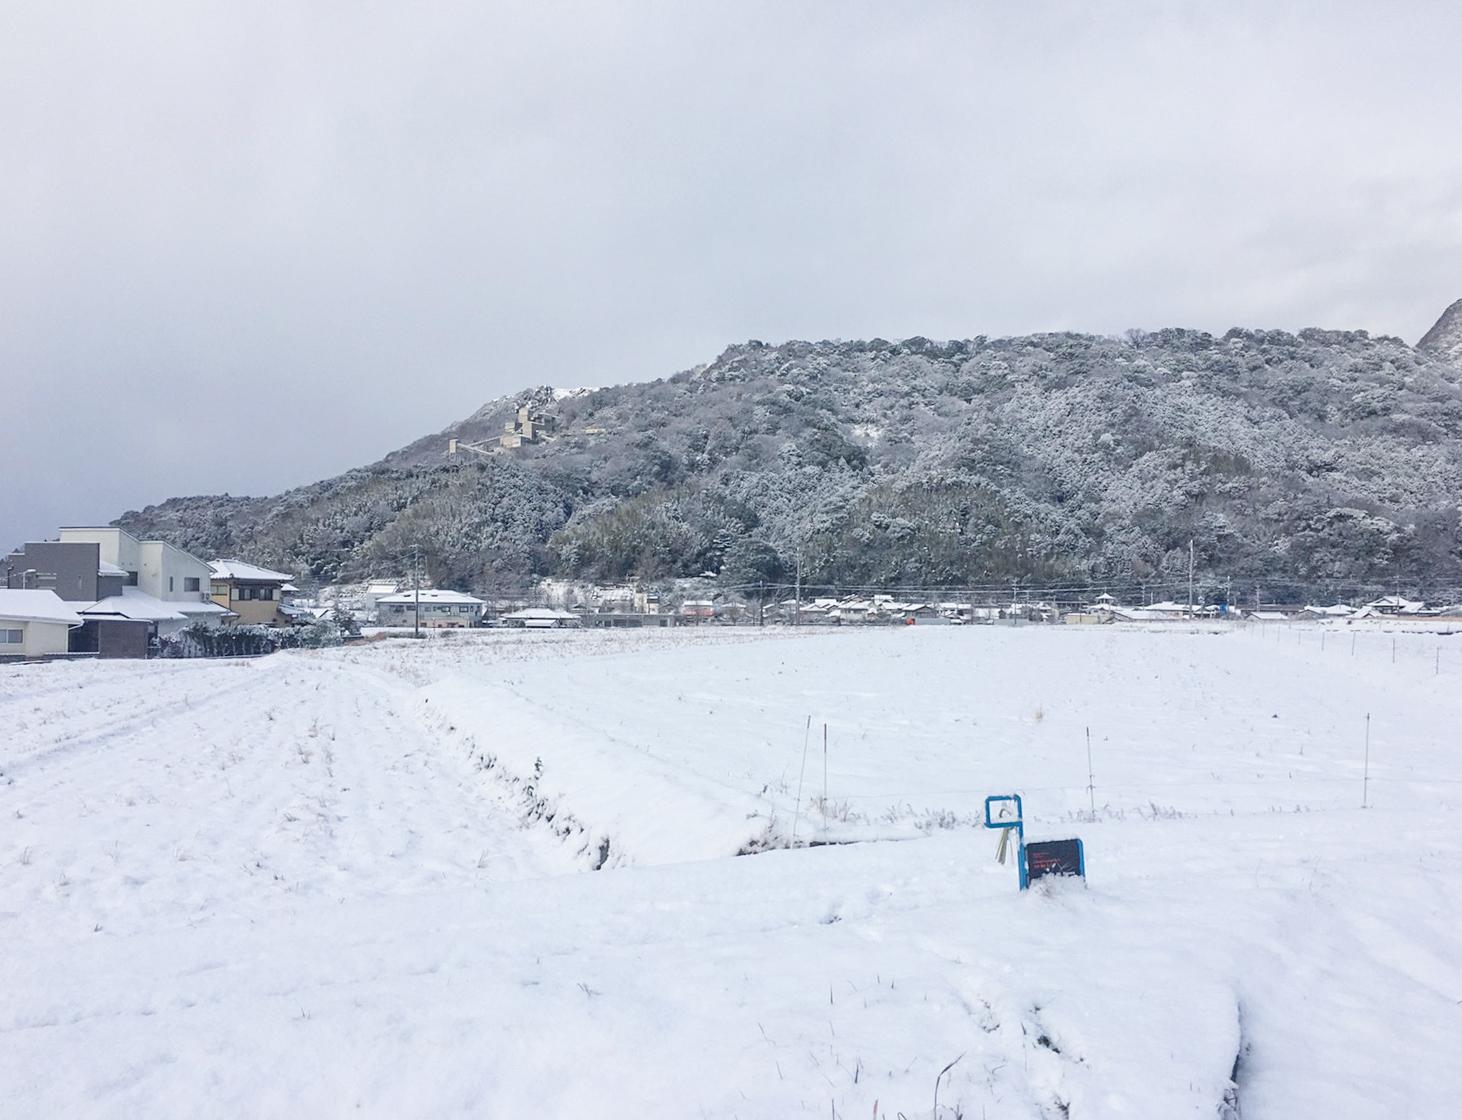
[118, 323, 1462, 601]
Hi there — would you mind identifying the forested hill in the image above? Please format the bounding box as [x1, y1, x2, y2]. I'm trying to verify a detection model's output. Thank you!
[118, 315, 1462, 600]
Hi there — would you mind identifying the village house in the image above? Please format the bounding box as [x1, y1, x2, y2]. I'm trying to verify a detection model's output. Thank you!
[209, 559, 297, 626]
[1300, 604, 1355, 620]
[376, 588, 485, 628]
[0, 589, 84, 659]
[362, 580, 402, 622]
[678, 599, 715, 622]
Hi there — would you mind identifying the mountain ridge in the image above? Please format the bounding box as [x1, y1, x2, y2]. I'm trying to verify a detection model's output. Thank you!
[116, 315, 1462, 600]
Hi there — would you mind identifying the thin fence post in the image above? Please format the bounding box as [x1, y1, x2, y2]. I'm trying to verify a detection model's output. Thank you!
[1085, 726, 1096, 821]
[1362, 713, 1371, 809]
[822, 723, 829, 822]
[792, 715, 811, 843]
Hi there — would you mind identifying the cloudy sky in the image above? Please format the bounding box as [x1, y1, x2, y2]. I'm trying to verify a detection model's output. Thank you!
[3, 1, 1460, 548]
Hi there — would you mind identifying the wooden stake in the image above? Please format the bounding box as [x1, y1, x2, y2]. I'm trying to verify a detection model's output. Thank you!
[822, 723, 829, 821]
[792, 715, 811, 842]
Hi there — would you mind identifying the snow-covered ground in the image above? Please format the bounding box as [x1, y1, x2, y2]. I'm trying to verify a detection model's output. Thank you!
[3, 626, 1459, 1117]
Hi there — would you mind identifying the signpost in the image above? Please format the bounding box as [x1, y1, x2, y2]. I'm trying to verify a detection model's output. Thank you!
[1024, 838, 1085, 883]
[984, 793, 1086, 890]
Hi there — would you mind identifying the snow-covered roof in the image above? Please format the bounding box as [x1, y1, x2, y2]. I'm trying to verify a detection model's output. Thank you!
[98, 560, 128, 576]
[502, 608, 579, 620]
[0, 590, 85, 626]
[378, 589, 485, 606]
[1302, 604, 1355, 617]
[365, 581, 401, 593]
[1366, 595, 1425, 612]
[80, 587, 186, 623]
[209, 559, 294, 582]
[1251, 610, 1290, 622]
[278, 583, 300, 593]
[175, 600, 234, 616]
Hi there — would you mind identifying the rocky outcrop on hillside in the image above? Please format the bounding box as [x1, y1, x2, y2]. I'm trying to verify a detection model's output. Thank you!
[1418, 298, 1462, 364]
[118, 311, 1462, 600]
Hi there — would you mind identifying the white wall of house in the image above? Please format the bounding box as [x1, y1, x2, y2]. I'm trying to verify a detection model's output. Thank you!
[0, 617, 73, 657]
[139, 541, 213, 602]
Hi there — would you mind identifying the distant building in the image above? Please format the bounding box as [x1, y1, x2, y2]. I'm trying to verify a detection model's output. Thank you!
[500, 404, 554, 450]
[1355, 595, 1429, 617]
[362, 580, 402, 622]
[376, 589, 485, 628]
[500, 607, 581, 629]
[1300, 604, 1356, 620]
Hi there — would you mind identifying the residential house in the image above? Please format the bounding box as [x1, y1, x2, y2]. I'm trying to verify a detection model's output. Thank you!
[362, 580, 402, 622]
[209, 559, 296, 626]
[678, 599, 715, 622]
[376, 589, 485, 628]
[1355, 595, 1430, 618]
[7, 530, 230, 655]
[0, 590, 84, 659]
[1300, 604, 1356, 620]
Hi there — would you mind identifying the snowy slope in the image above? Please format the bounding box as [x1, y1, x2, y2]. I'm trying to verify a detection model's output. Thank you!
[3, 627, 1460, 1118]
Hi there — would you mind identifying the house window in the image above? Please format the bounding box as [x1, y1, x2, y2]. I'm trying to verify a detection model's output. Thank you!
[169, 576, 175, 592]
[258, 587, 274, 601]
[1, 628, 22, 644]
[459, 605, 472, 613]
[184, 577, 200, 592]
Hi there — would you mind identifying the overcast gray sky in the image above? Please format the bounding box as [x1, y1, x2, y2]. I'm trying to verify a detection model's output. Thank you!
[3, 1, 1460, 549]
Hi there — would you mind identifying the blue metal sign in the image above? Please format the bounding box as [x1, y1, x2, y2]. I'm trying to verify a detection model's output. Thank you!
[983, 793, 1086, 890]
[984, 794, 1023, 831]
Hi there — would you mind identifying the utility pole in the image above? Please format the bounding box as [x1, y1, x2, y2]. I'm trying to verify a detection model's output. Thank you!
[1188, 538, 1195, 616]
[413, 547, 421, 639]
[757, 580, 764, 627]
[794, 551, 802, 627]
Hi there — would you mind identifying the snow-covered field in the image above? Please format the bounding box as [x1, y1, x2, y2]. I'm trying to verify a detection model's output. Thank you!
[3, 626, 1460, 1118]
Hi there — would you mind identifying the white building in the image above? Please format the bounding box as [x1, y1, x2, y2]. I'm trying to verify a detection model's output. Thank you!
[376, 589, 485, 628]
[59, 527, 228, 624]
[0, 590, 84, 658]
[500, 608, 582, 629]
